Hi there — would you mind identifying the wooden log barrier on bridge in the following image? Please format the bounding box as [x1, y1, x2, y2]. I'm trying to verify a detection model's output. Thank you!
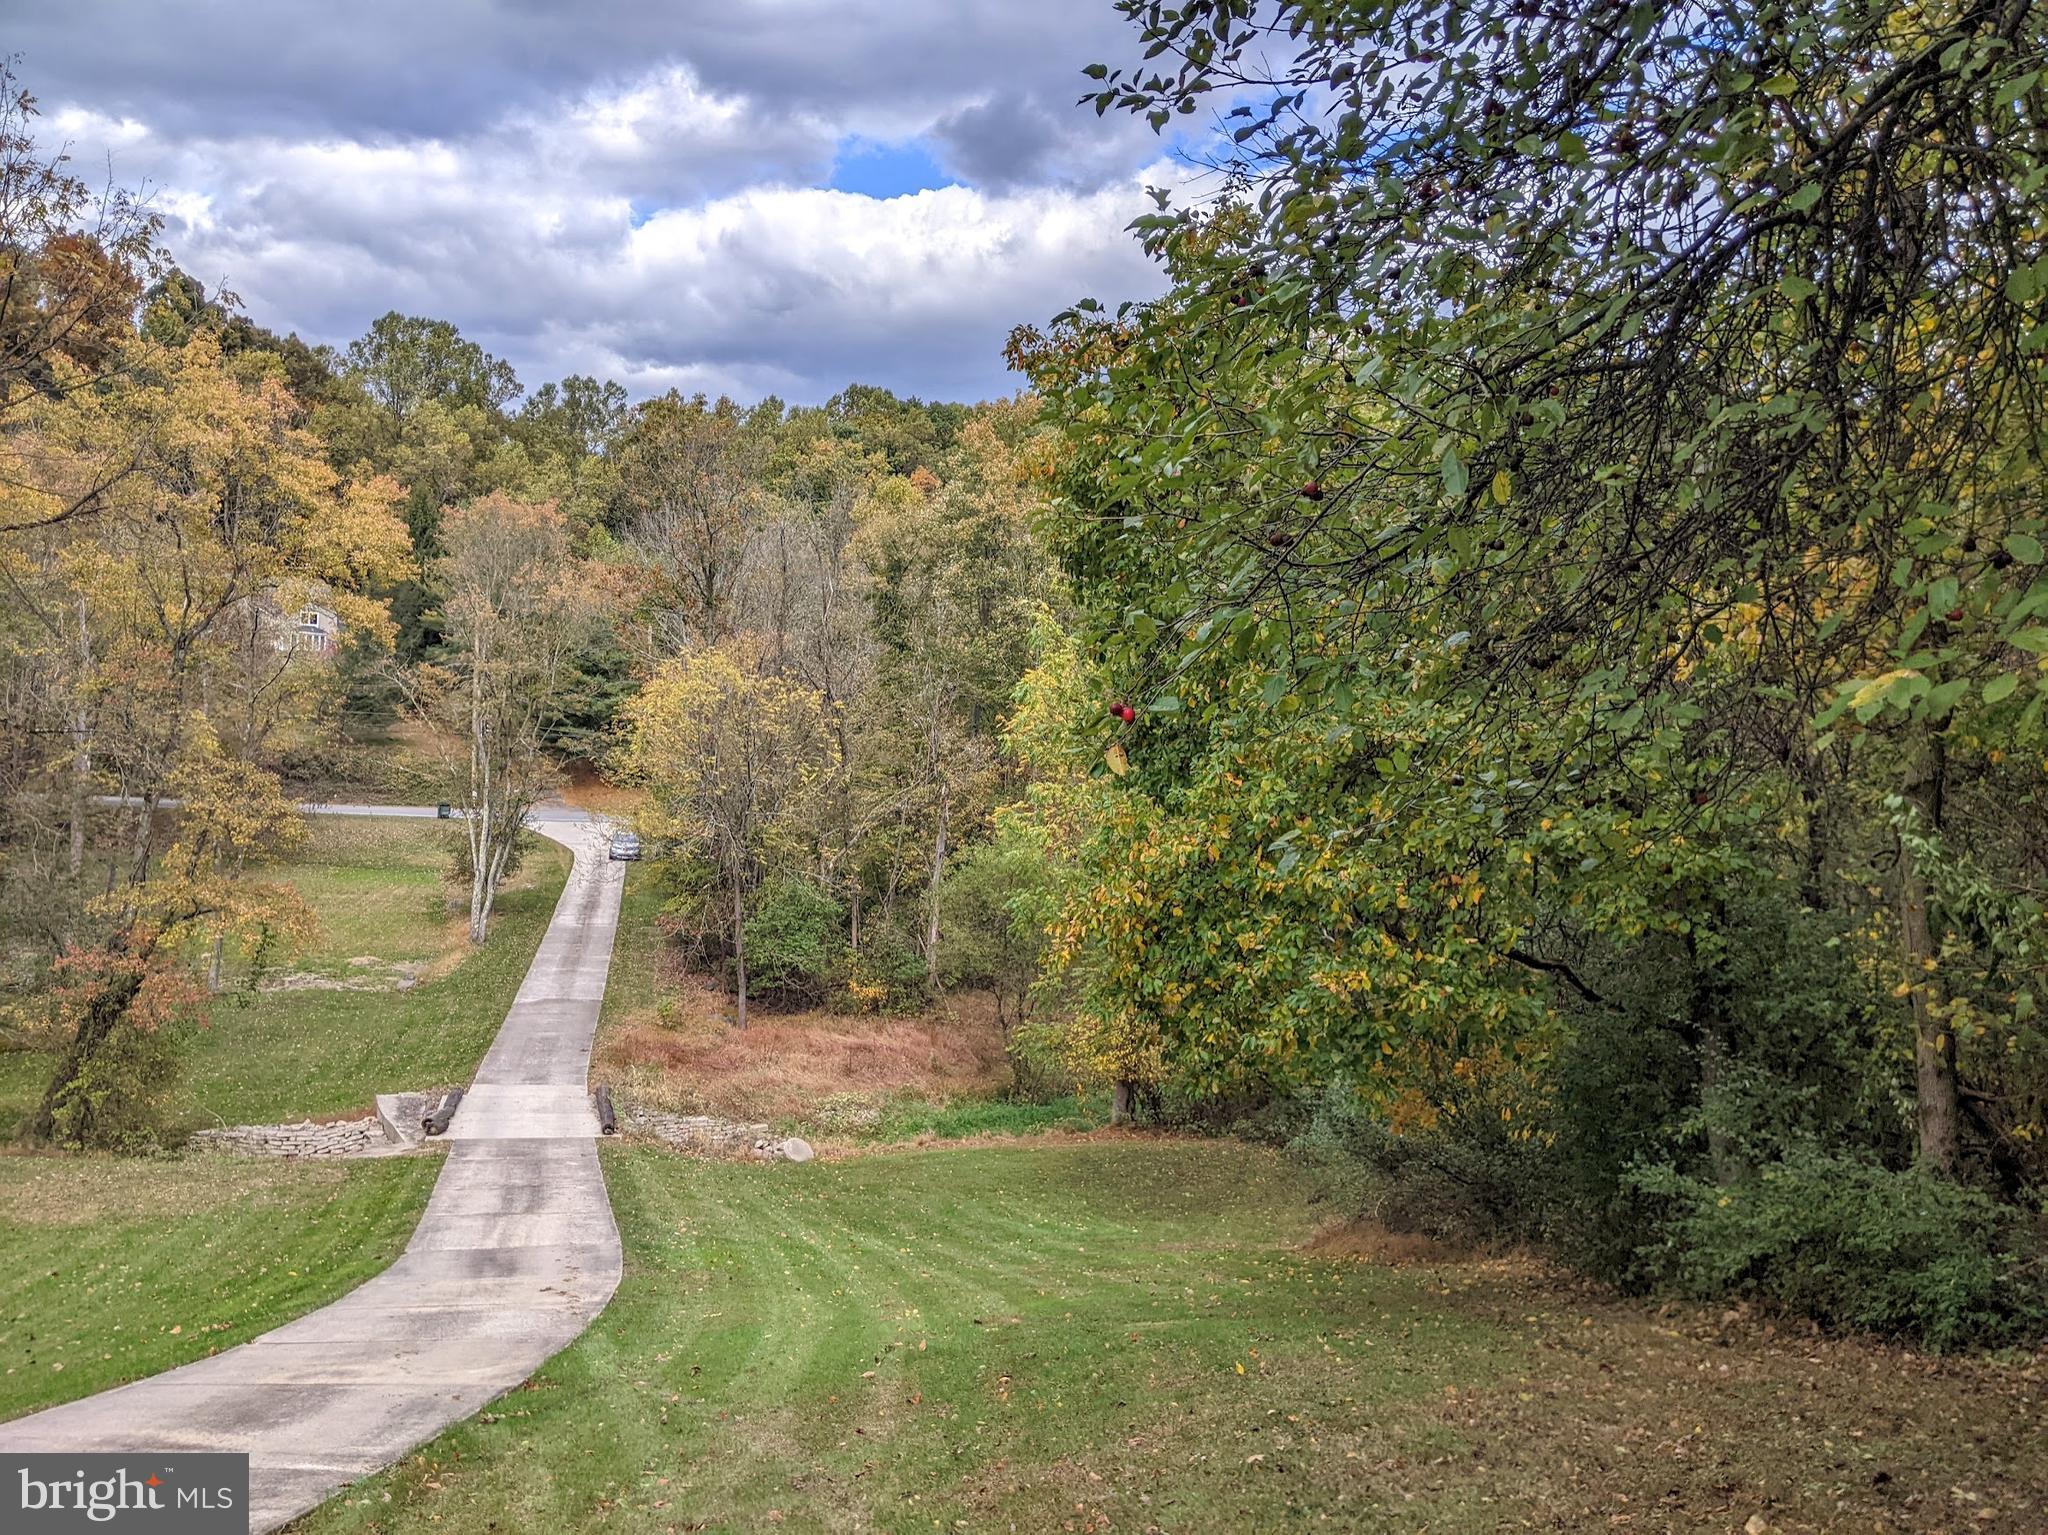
[422, 1088, 464, 1136]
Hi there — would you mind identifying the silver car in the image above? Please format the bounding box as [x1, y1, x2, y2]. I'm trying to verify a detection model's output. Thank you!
[607, 831, 642, 861]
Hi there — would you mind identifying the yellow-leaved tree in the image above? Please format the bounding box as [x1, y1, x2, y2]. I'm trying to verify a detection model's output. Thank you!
[26, 730, 315, 1145]
[4, 333, 409, 1145]
[405, 493, 610, 943]
[616, 642, 835, 1029]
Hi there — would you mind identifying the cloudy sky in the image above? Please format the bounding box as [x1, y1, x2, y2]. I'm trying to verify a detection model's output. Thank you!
[16, 1, 1203, 404]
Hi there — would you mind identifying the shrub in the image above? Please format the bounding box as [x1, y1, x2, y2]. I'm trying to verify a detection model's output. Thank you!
[1289, 1078, 1553, 1250]
[740, 876, 844, 1005]
[1002, 1048, 1075, 1104]
[1631, 1152, 2048, 1351]
[935, 839, 1048, 1035]
[841, 921, 927, 1013]
[268, 734, 361, 797]
[1153, 1079, 1285, 1135]
[445, 826, 526, 885]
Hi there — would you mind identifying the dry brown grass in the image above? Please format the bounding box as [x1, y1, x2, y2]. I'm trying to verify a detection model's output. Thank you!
[383, 716, 457, 758]
[1393, 1250, 2048, 1534]
[556, 764, 647, 817]
[596, 978, 1011, 1125]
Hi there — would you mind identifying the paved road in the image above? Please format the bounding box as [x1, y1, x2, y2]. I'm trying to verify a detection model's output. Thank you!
[298, 800, 597, 824]
[92, 795, 600, 826]
[0, 819, 626, 1532]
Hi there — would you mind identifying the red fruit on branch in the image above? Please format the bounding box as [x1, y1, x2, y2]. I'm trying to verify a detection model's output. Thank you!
[1300, 481, 1324, 501]
[1119, 703, 1137, 723]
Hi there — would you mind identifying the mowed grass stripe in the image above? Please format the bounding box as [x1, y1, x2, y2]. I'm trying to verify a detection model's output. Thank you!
[293, 1140, 1516, 1535]
[0, 1155, 440, 1422]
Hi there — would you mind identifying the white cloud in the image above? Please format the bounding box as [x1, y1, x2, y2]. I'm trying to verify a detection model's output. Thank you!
[35, 27, 1185, 403]
[575, 176, 1181, 399]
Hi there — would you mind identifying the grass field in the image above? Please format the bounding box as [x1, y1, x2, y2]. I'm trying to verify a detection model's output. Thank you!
[5, 837, 2044, 1532]
[594, 858, 668, 1044]
[0, 816, 569, 1135]
[177, 817, 569, 1129]
[282, 1138, 2047, 1535]
[0, 1152, 438, 1422]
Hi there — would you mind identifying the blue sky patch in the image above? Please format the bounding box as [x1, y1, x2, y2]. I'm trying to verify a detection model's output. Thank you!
[829, 136, 957, 198]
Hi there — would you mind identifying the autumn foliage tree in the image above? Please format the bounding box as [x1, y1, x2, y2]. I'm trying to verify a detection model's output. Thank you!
[26, 733, 313, 1145]
[616, 642, 835, 1029]
[1013, 0, 2048, 1183]
[3, 322, 408, 1142]
[0, 62, 159, 429]
[413, 493, 606, 943]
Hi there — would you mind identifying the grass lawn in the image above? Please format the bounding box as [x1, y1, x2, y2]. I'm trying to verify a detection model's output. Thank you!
[861, 1094, 1105, 1142]
[176, 817, 569, 1129]
[0, 1051, 45, 1136]
[594, 858, 668, 1044]
[289, 1137, 2048, 1535]
[0, 1152, 438, 1422]
[0, 816, 570, 1135]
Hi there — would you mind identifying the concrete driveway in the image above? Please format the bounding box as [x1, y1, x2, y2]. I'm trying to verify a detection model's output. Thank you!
[0, 818, 626, 1532]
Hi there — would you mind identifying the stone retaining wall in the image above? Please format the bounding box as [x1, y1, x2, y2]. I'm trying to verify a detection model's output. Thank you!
[191, 1117, 389, 1158]
[623, 1104, 811, 1161]
[190, 1097, 817, 1163]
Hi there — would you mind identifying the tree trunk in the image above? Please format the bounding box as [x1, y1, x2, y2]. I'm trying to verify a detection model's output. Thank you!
[69, 598, 91, 879]
[1685, 927, 1738, 1185]
[125, 788, 158, 891]
[29, 954, 144, 1145]
[473, 824, 511, 945]
[1112, 1079, 1135, 1126]
[467, 625, 493, 945]
[731, 871, 748, 1032]
[1796, 753, 1833, 913]
[468, 812, 492, 945]
[1697, 1029, 1738, 1186]
[923, 782, 950, 974]
[1900, 739, 1958, 1176]
[848, 876, 861, 953]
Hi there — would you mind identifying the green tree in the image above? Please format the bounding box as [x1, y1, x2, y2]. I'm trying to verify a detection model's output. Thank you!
[619, 393, 777, 648]
[1019, 0, 2048, 1176]
[936, 830, 1051, 1040]
[344, 311, 520, 431]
